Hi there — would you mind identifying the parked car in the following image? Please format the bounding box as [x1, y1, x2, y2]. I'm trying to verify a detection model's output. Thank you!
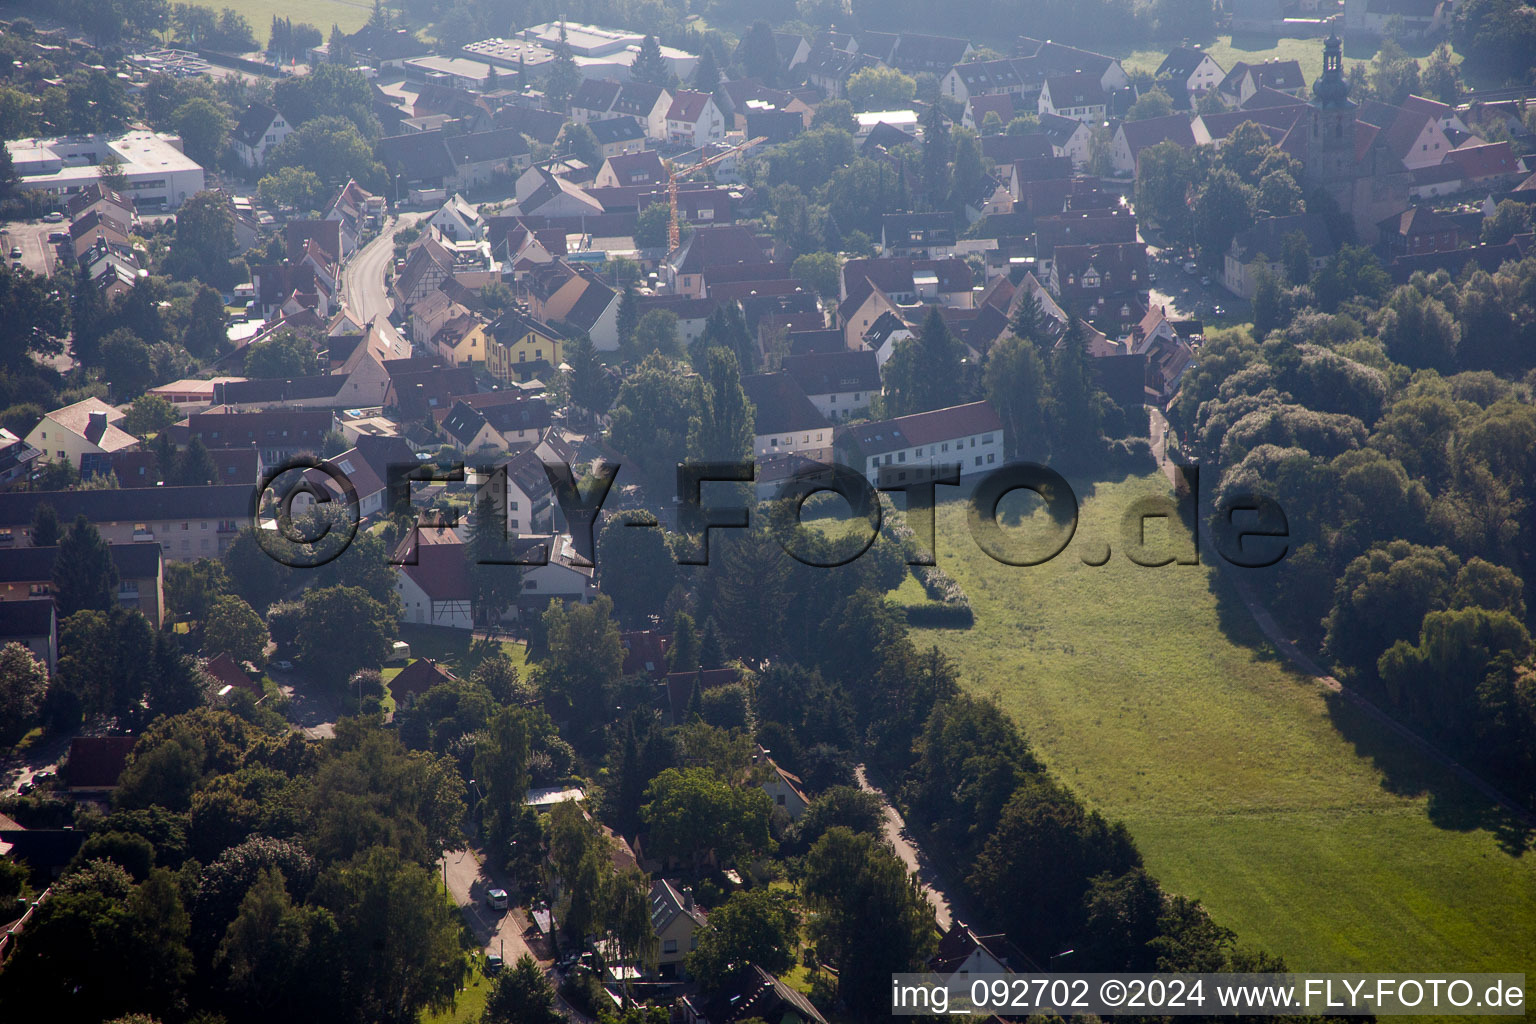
[8, 246, 21, 259]
[486, 888, 509, 911]
[17, 781, 32, 795]
[33, 770, 54, 782]
[485, 954, 503, 974]
[1200, 275, 1211, 286]
[273, 659, 294, 671]
[42, 211, 64, 223]
[48, 231, 67, 243]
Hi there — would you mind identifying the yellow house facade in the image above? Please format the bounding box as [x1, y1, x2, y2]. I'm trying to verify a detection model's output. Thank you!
[486, 310, 563, 384]
[433, 313, 490, 367]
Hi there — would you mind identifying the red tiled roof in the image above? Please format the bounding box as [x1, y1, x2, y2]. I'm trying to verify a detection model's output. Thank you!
[66, 736, 138, 790]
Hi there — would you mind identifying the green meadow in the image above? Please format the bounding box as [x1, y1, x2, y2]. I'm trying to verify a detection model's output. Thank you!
[900, 472, 1535, 976]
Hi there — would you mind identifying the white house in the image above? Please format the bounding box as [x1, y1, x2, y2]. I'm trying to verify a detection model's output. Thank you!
[837, 401, 1006, 485]
[665, 90, 726, 148]
[649, 879, 707, 972]
[742, 373, 833, 457]
[755, 747, 810, 820]
[515, 534, 597, 611]
[25, 398, 136, 469]
[392, 527, 474, 630]
[1155, 47, 1225, 105]
[230, 103, 291, 169]
[781, 349, 881, 422]
[427, 193, 485, 242]
[1037, 72, 1108, 122]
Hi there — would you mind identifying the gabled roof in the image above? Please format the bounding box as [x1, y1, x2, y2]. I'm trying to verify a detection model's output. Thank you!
[666, 90, 713, 124]
[600, 150, 666, 186]
[0, 598, 54, 641]
[1378, 205, 1459, 236]
[1446, 141, 1518, 179]
[614, 80, 669, 115]
[0, 541, 163, 584]
[950, 58, 1025, 92]
[841, 401, 1003, 458]
[650, 878, 707, 934]
[562, 276, 618, 334]
[1118, 113, 1198, 158]
[389, 657, 458, 698]
[441, 400, 492, 447]
[741, 373, 828, 436]
[1157, 46, 1219, 81]
[66, 736, 138, 790]
[204, 651, 260, 695]
[670, 224, 766, 275]
[1043, 71, 1108, 108]
[393, 528, 473, 603]
[286, 219, 342, 262]
[1229, 211, 1336, 261]
[570, 78, 623, 113]
[232, 102, 281, 149]
[375, 130, 458, 182]
[589, 117, 647, 146]
[446, 127, 530, 164]
[695, 965, 828, 1024]
[1249, 60, 1304, 92]
[782, 349, 881, 395]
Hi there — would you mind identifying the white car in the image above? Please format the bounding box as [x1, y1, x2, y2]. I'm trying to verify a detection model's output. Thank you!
[486, 888, 509, 910]
[273, 660, 294, 671]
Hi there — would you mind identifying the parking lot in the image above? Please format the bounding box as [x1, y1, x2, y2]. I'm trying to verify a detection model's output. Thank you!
[1, 218, 62, 277]
[1146, 245, 1243, 325]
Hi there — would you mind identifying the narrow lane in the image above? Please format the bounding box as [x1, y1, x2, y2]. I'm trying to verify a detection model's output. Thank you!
[854, 763, 959, 930]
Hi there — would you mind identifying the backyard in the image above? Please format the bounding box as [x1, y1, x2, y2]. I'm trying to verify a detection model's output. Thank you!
[900, 472, 1536, 976]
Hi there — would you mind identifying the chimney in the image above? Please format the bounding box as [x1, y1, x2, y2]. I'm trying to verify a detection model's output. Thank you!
[87, 411, 107, 438]
[681, 886, 695, 912]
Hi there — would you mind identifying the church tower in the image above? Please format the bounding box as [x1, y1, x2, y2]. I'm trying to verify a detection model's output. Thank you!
[1302, 31, 1357, 209]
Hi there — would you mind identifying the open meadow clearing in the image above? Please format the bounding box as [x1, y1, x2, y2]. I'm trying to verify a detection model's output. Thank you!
[901, 472, 1535, 975]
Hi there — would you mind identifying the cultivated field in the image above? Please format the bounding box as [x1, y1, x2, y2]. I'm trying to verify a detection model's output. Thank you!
[903, 472, 1536, 976]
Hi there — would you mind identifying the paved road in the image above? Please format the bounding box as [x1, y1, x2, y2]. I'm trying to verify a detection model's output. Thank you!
[855, 763, 958, 930]
[340, 214, 417, 354]
[441, 847, 541, 965]
[440, 847, 592, 1021]
[1, 730, 76, 796]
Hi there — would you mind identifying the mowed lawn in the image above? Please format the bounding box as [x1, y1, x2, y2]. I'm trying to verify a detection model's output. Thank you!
[1114, 32, 1458, 87]
[903, 472, 1536, 976]
[180, 0, 373, 36]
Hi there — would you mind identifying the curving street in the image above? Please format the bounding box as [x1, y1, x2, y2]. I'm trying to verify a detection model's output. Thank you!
[339, 213, 419, 354]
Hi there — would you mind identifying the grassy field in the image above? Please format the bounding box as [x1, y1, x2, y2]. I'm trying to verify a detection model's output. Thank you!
[1115, 32, 1457, 87]
[903, 472, 1535, 977]
[181, 0, 373, 37]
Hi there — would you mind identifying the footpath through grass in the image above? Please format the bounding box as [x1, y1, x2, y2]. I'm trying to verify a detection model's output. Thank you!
[904, 471, 1535, 976]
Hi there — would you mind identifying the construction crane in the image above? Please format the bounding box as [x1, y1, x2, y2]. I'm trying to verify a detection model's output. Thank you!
[666, 136, 767, 250]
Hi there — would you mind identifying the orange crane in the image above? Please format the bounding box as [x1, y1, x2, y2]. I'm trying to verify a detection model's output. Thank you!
[666, 136, 767, 250]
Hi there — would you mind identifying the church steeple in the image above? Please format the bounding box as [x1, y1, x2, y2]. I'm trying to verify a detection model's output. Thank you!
[1312, 30, 1353, 110]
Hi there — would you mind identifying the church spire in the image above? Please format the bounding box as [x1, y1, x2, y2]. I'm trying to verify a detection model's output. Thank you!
[1312, 29, 1353, 110]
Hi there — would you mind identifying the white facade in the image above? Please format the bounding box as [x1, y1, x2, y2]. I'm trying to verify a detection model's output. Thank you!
[6, 131, 206, 210]
[395, 570, 474, 629]
[24, 398, 136, 468]
[852, 428, 1004, 486]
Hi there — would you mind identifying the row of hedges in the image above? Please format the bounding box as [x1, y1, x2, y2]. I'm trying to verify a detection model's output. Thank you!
[881, 498, 975, 628]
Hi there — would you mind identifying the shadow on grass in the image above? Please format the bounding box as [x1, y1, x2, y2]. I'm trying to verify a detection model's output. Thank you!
[1321, 688, 1533, 856]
